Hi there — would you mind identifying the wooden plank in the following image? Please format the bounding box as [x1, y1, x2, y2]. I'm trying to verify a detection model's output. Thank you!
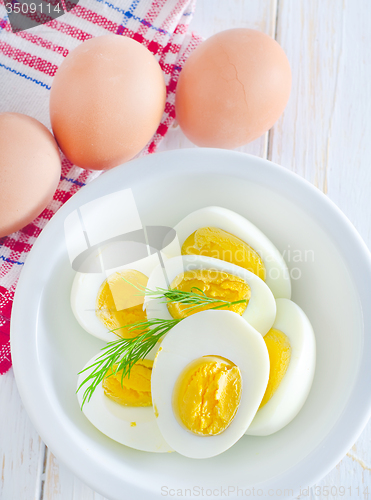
[0, 369, 45, 500]
[42, 452, 107, 500]
[270, 0, 371, 247]
[157, 0, 278, 159]
[7, 0, 370, 498]
[308, 420, 371, 499]
[272, 0, 371, 496]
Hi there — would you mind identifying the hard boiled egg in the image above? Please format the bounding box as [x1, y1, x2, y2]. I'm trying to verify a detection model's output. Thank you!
[0, 113, 61, 237]
[151, 310, 270, 458]
[175, 28, 291, 148]
[77, 354, 172, 453]
[71, 253, 161, 342]
[145, 255, 276, 337]
[163, 206, 291, 299]
[246, 298, 316, 436]
[50, 35, 166, 170]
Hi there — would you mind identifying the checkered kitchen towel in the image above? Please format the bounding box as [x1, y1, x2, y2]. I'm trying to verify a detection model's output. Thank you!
[0, 0, 202, 374]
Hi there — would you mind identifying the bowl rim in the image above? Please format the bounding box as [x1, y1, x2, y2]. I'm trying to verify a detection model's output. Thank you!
[10, 148, 371, 499]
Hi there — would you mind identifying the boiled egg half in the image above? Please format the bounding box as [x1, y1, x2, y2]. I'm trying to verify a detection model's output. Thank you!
[71, 253, 161, 342]
[246, 298, 316, 436]
[163, 206, 291, 299]
[145, 255, 276, 336]
[151, 310, 270, 458]
[77, 354, 172, 453]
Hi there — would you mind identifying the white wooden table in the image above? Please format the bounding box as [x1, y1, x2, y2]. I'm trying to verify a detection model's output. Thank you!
[1, 1, 371, 499]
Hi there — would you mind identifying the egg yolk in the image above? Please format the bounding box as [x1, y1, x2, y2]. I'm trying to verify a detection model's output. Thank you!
[167, 269, 250, 319]
[182, 227, 265, 280]
[96, 269, 148, 339]
[173, 356, 242, 436]
[102, 360, 153, 407]
[260, 328, 291, 408]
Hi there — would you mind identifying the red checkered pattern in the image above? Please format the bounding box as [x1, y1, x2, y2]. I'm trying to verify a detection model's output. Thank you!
[0, 0, 203, 375]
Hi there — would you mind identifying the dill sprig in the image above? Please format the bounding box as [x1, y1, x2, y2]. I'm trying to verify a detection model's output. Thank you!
[77, 280, 248, 408]
[121, 277, 247, 313]
[77, 317, 180, 409]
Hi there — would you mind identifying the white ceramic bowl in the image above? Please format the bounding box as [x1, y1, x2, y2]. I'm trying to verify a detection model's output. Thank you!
[11, 149, 371, 499]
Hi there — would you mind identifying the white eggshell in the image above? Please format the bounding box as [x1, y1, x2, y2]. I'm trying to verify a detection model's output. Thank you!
[163, 206, 291, 299]
[151, 310, 270, 459]
[145, 255, 276, 337]
[71, 253, 162, 341]
[77, 353, 172, 453]
[246, 298, 316, 436]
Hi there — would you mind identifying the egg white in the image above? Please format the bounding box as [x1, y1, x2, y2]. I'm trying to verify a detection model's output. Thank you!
[145, 255, 276, 337]
[245, 298, 316, 436]
[162, 206, 291, 299]
[71, 253, 162, 341]
[77, 353, 172, 453]
[151, 310, 270, 459]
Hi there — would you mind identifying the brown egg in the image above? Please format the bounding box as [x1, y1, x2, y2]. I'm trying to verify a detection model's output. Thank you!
[175, 29, 292, 148]
[50, 35, 166, 171]
[0, 113, 61, 238]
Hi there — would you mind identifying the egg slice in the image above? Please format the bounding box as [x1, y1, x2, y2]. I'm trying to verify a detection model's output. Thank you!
[163, 206, 291, 299]
[145, 255, 276, 336]
[77, 354, 172, 453]
[246, 298, 316, 436]
[71, 253, 161, 342]
[167, 268, 250, 319]
[151, 310, 270, 458]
